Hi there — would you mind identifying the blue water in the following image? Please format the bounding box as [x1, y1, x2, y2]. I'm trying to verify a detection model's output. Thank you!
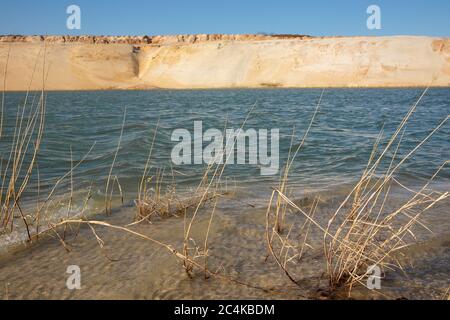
[1, 88, 449, 206]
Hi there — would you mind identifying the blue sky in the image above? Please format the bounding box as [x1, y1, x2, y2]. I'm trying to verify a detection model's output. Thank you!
[0, 0, 449, 36]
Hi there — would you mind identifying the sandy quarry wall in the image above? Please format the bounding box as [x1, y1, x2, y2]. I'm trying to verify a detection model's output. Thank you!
[0, 35, 448, 90]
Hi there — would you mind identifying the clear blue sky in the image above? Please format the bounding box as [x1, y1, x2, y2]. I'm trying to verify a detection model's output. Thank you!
[0, 0, 448, 36]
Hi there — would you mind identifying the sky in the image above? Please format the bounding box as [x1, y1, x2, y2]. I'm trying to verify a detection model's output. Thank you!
[0, 0, 449, 37]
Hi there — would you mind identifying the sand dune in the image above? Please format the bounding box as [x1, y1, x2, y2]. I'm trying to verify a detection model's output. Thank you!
[0, 35, 449, 90]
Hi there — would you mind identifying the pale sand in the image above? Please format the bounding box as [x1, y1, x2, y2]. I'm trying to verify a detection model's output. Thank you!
[0, 35, 449, 90]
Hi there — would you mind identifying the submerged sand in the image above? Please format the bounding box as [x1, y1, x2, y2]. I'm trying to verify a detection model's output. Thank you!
[0, 35, 449, 90]
[0, 189, 448, 300]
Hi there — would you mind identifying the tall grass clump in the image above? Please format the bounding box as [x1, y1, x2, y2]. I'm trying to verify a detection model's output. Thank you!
[322, 89, 448, 293]
[266, 88, 449, 297]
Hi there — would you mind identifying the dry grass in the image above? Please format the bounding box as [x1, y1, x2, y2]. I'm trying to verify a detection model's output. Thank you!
[105, 108, 126, 215]
[34, 103, 279, 293]
[322, 89, 448, 293]
[442, 286, 450, 300]
[134, 167, 219, 222]
[0, 43, 97, 242]
[273, 90, 323, 234]
[132, 104, 256, 278]
[266, 88, 449, 297]
[134, 120, 221, 223]
[0, 44, 47, 237]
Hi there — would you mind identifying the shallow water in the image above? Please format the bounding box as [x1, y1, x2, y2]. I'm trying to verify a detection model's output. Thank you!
[0, 88, 448, 299]
[0, 191, 448, 300]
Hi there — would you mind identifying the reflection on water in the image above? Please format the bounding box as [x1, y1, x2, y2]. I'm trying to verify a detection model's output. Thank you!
[0, 88, 448, 299]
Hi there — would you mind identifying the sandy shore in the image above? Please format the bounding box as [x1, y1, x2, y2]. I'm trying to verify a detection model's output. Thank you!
[0, 35, 449, 90]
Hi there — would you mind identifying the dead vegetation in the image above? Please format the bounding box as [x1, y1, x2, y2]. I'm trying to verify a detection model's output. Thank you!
[0, 43, 97, 244]
[134, 121, 221, 223]
[35, 103, 282, 293]
[0, 44, 46, 236]
[266, 88, 449, 297]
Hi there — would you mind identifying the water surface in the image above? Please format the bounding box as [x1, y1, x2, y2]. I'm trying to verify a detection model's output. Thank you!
[0, 88, 448, 299]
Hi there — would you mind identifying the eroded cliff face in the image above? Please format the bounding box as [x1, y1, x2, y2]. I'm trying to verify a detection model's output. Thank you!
[0, 35, 448, 90]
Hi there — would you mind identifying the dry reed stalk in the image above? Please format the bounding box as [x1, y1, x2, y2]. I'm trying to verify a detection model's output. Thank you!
[113, 175, 124, 205]
[105, 108, 126, 215]
[134, 120, 161, 222]
[0, 44, 11, 140]
[442, 286, 450, 300]
[203, 196, 218, 279]
[274, 90, 323, 233]
[62, 146, 74, 240]
[265, 91, 323, 285]
[29, 179, 94, 249]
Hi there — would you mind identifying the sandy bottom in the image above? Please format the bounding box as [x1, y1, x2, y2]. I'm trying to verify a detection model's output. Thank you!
[0, 191, 448, 300]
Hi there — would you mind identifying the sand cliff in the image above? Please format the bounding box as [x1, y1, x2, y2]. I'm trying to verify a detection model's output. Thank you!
[0, 35, 449, 90]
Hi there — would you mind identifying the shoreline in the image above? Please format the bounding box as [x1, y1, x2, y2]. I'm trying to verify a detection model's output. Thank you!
[2, 85, 450, 93]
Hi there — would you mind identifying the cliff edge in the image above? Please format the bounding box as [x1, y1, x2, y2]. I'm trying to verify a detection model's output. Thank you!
[0, 35, 449, 90]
